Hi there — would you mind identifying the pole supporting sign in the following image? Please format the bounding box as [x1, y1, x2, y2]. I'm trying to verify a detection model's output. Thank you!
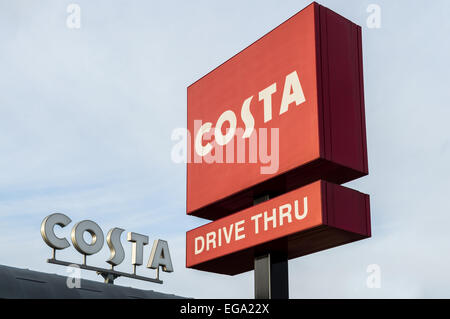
[186, 2, 370, 299]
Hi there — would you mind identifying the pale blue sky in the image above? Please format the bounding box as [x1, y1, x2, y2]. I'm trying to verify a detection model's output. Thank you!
[1, 0, 450, 298]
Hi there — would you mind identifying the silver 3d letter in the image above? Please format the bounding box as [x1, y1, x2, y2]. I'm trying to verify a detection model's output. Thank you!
[41, 213, 72, 250]
[40, 214, 173, 280]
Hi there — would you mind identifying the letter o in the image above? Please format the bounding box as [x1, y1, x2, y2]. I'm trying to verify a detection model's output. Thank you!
[214, 110, 236, 146]
[71, 220, 104, 255]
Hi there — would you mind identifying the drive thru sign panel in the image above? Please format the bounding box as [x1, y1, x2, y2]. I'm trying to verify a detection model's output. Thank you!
[186, 181, 370, 275]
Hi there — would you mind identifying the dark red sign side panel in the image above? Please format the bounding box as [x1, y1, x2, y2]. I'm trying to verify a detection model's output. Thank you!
[187, 3, 368, 221]
[186, 181, 370, 276]
[315, 3, 368, 177]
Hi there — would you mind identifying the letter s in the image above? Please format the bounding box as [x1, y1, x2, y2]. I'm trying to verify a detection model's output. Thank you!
[106, 228, 125, 267]
[241, 96, 254, 138]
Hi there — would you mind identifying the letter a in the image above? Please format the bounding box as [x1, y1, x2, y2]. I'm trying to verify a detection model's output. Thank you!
[279, 71, 306, 115]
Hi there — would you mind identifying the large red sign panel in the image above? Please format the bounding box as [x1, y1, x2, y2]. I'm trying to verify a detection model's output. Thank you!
[187, 2, 367, 220]
[186, 181, 370, 275]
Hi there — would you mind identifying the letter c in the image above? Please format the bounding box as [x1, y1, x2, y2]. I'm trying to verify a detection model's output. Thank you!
[41, 213, 72, 250]
[195, 122, 213, 156]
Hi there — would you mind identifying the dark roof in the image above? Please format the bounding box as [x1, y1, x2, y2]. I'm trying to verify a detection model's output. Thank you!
[0, 264, 185, 299]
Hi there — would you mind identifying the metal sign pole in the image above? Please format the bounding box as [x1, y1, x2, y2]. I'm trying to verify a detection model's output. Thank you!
[253, 195, 289, 299]
[254, 253, 289, 299]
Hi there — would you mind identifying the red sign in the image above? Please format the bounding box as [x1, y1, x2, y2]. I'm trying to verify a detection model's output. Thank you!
[186, 181, 370, 275]
[187, 2, 368, 220]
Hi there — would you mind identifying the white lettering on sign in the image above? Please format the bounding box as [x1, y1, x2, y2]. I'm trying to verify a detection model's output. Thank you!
[193, 197, 308, 255]
[235, 220, 246, 241]
[194, 70, 306, 157]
